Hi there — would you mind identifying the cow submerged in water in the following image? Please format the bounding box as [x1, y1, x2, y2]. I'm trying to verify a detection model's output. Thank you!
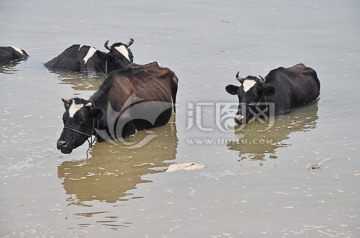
[0, 45, 29, 65]
[57, 62, 178, 154]
[225, 64, 320, 124]
[45, 39, 134, 75]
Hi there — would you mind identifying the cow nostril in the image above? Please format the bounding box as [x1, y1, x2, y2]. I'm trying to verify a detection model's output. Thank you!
[235, 114, 244, 120]
[234, 114, 245, 125]
[57, 140, 68, 148]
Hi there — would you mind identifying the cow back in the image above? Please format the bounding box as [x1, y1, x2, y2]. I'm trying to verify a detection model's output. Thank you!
[127, 62, 175, 101]
[91, 62, 177, 132]
[264, 64, 320, 114]
[45, 45, 93, 72]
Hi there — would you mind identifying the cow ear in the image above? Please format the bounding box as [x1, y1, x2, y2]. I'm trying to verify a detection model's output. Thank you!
[225, 84, 239, 95]
[62, 98, 72, 109]
[89, 108, 103, 119]
[260, 85, 276, 96]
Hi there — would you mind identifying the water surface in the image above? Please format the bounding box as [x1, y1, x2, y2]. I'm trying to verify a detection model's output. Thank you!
[1, 0, 360, 237]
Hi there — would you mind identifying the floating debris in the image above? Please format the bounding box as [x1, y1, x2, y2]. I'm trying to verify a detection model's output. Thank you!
[307, 157, 332, 170]
[165, 162, 206, 173]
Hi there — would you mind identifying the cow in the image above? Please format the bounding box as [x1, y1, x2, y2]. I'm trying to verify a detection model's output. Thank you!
[44, 38, 134, 75]
[56, 62, 178, 154]
[225, 63, 320, 125]
[0, 46, 29, 65]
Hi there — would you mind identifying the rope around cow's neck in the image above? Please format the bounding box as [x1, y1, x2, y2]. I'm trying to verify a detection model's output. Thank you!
[63, 120, 96, 151]
[247, 95, 265, 107]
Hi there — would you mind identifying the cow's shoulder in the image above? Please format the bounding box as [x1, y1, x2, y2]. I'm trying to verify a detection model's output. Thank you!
[126, 62, 173, 78]
[57, 44, 90, 58]
[64, 44, 84, 51]
[126, 62, 163, 70]
[266, 64, 314, 81]
[264, 66, 286, 82]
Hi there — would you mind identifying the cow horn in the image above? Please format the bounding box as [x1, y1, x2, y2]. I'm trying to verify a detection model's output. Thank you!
[236, 72, 244, 83]
[259, 75, 265, 82]
[85, 101, 93, 108]
[104, 40, 110, 50]
[126, 38, 134, 48]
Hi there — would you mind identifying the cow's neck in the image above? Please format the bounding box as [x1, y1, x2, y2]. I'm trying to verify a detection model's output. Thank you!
[108, 57, 131, 71]
[89, 91, 110, 130]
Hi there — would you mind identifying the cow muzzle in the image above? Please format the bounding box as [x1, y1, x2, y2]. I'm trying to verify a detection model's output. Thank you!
[57, 140, 73, 154]
[234, 114, 245, 125]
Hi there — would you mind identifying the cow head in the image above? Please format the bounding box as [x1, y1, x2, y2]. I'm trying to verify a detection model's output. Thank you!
[57, 98, 102, 154]
[225, 73, 276, 125]
[104, 39, 134, 70]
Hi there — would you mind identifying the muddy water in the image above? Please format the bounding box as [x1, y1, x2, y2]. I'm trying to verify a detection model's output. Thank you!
[1, 0, 360, 237]
[58, 123, 178, 204]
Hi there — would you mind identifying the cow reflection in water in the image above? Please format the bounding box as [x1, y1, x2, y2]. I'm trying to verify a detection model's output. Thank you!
[227, 101, 319, 160]
[0, 62, 21, 74]
[54, 71, 104, 91]
[58, 123, 177, 204]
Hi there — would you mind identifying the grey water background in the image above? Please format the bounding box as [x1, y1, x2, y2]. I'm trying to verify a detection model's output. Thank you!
[1, 0, 360, 237]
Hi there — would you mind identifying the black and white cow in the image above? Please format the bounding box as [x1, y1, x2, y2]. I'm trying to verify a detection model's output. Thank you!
[225, 64, 320, 124]
[44, 39, 134, 75]
[57, 62, 178, 154]
[0, 46, 29, 65]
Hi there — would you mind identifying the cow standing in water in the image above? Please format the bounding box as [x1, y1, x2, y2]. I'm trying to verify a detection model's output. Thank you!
[44, 39, 134, 75]
[225, 64, 320, 124]
[0, 46, 29, 65]
[56, 62, 178, 154]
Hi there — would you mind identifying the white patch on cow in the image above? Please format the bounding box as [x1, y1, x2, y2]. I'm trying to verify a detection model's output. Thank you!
[9, 45, 24, 55]
[242, 79, 257, 92]
[83, 47, 97, 64]
[69, 102, 84, 118]
[115, 45, 130, 61]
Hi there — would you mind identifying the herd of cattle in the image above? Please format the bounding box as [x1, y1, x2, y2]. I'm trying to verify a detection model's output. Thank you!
[0, 40, 320, 154]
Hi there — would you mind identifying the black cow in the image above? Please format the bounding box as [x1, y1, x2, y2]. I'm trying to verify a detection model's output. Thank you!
[57, 62, 178, 154]
[225, 63, 320, 124]
[0, 46, 29, 65]
[44, 39, 134, 75]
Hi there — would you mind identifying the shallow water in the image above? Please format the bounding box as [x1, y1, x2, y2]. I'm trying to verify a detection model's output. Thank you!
[1, 0, 360, 237]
